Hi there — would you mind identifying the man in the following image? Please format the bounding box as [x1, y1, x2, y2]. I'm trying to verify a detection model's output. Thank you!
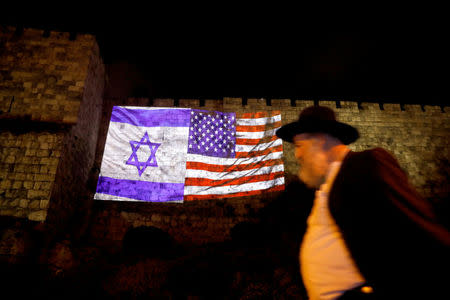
[275, 105, 450, 299]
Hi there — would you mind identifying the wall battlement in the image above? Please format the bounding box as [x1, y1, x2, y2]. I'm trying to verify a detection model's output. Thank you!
[138, 97, 448, 113]
[0, 26, 95, 43]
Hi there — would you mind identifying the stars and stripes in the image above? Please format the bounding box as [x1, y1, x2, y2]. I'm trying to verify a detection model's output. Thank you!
[188, 110, 236, 158]
[184, 110, 284, 200]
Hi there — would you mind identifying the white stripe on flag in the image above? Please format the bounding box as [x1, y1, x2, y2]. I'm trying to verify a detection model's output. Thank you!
[236, 138, 282, 153]
[94, 192, 183, 203]
[185, 164, 285, 180]
[184, 177, 285, 196]
[236, 127, 280, 139]
[186, 151, 282, 165]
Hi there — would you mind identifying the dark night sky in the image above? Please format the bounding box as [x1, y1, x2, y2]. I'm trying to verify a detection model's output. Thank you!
[2, 10, 449, 106]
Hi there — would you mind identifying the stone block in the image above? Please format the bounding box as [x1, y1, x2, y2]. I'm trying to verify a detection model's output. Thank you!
[318, 100, 337, 109]
[62, 115, 78, 123]
[28, 210, 47, 221]
[423, 105, 441, 113]
[27, 189, 49, 199]
[4, 156, 15, 164]
[271, 99, 292, 107]
[40, 200, 49, 209]
[0, 180, 12, 189]
[29, 200, 40, 209]
[151, 214, 162, 222]
[223, 97, 242, 108]
[12, 181, 22, 189]
[294, 100, 314, 109]
[23, 181, 34, 189]
[246, 98, 267, 109]
[179, 99, 200, 107]
[360, 102, 379, 110]
[153, 98, 174, 107]
[19, 199, 29, 208]
[203, 99, 223, 111]
[383, 103, 401, 111]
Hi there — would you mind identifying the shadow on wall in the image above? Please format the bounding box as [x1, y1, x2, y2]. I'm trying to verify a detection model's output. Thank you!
[0, 180, 316, 298]
[121, 225, 179, 261]
[424, 156, 450, 228]
[97, 180, 315, 298]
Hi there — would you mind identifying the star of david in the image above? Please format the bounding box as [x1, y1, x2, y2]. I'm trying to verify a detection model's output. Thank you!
[126, 132, 161, 176]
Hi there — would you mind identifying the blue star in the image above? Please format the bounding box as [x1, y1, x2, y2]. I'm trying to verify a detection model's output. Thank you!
[126, 132, 161, 176]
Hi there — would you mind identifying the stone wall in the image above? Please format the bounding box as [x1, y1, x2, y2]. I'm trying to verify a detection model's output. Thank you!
[0, 25, 447, 247]
[91, 97, 449, 246]
[0, 130, 64, 220]
[0, 26, 105, 228]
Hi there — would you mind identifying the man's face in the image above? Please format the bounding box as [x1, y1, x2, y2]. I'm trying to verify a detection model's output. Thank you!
[293, 133, 329, 189]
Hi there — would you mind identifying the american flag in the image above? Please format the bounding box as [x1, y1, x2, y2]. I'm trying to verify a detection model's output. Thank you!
[94, 107, 284, 202]
[184, 110, 285, 200]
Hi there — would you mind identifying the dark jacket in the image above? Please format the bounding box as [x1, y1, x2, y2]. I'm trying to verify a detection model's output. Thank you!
[329, 148, 450, 298]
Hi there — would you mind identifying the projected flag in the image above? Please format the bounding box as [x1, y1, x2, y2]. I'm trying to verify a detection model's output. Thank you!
[94, 106, 285, 202]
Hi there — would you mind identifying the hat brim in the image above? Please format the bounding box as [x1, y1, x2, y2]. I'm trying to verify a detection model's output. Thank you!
[276, 120, 359, 145]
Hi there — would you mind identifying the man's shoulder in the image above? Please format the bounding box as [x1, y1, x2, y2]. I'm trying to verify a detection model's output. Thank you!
[342, 147, 401, 177]
[347, 147, 397, 165]
[350, 147, 392, 158]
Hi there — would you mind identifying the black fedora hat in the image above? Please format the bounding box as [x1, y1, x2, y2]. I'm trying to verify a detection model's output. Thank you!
[276, 105, 359, 144]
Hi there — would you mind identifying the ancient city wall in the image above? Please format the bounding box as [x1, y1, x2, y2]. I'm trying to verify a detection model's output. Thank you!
[90, 97, 449, 246]
[0, 26, 447, 248]
[0, 26, 105, 232]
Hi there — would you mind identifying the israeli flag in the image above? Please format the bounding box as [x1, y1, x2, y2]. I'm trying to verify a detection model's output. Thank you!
[94, 106, 190, 202]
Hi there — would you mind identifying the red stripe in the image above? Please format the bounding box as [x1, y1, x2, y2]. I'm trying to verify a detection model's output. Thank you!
[185, 171, 284, 187]
[238, 111, 281, 119]
[235, 145, 283, 158]
[236, 121, 282, 132]
[186, 158, 283, 172]
[184, 184, 285, 201]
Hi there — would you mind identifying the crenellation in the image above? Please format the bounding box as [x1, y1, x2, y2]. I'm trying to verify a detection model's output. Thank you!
[339, 101, 359, 111]
[153, 98, 174, 107]
[294, 100, 315, 109]
[126, 97, 148, 106]
[0, 26, 15, 37]
[271, 99, 291, 107]
[383, 103, 401, 111]
[423, 105, 442, 113]
[22, 28, 45, 38]
[246, 98, 267, 110]
[203, 99, 223, 111]
[179, 99, 200, 107]
[49, 31, 71, 40]
[404, 104, 423, 113]
[223, 97, 242, 108]
[359, 102, 379, 110]
[318, 100, 338, 109]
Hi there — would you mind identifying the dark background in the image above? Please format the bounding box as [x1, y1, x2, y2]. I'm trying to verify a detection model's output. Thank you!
[2, 9, 448, 106]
